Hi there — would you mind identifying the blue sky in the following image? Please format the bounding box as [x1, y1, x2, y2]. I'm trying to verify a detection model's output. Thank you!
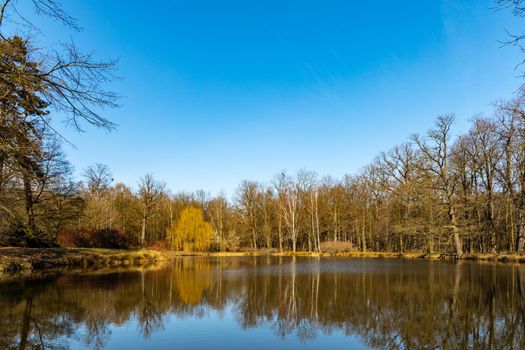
[11, 0, 524, 196]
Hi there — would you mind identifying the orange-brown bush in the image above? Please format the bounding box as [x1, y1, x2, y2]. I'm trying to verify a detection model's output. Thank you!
[258, 248, 279, 255]
[146, 240, 169, 251]
[320, 241, 356, 254]
[57, 228, 134, 249]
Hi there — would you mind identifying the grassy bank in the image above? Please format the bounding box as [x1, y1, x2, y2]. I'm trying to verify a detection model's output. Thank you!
[271, 251, 525, 263]
[2, 248, 524, 278]
[152, 249, 525, 263]
[0, 247, 173, 276]
[168, 250, 525, 263]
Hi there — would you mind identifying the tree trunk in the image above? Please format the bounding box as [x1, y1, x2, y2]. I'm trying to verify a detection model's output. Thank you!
[507, 197, 515, 253]
[291, 217, 297, 253]
[445, 185, 463, 257]
[278, 213, 283, 253]
[487, 184, 497, 253]
[0, 151, 5, 193]
[315, 191, 321, 253]
[449, 204, 463, 256]
[333, 208, 338, 242]
[361, 222, 367, 252]
[22, 173, 36, 231]
[309, 205, 314, 252]
[517, 208, 525, 254]
[252, 227, 257, 250]
[141, 209, 147, 247]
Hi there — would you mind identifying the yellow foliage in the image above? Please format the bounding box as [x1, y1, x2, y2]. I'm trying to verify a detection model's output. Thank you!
[167, 207, 213, 252]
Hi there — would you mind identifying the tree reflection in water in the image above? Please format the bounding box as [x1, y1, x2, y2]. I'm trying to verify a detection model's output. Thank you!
[1, 257, 524, 350]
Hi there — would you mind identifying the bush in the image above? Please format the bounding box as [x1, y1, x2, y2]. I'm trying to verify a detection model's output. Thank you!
[320, 241, 355, 254]
[223, 230, 240, 252]
[259, 248, 278, 255]
[93, 229, 134, 249]
[5, 223, 58, 248]
[57, 228, 134, 249]
[57, 228, 91, 248]
[147, 240, 169, 251]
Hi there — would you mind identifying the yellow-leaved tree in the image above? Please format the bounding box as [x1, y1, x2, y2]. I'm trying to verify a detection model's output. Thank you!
[167, 207, 213, 252]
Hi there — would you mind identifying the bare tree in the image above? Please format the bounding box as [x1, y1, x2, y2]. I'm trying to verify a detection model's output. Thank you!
[0, 0, 119, 136]
[0, 0, 78, 30]
[412, 115, 464, 257]
[468, 117, 502, 253]
[498, 99, 525, 253]
[297, 169, 319, 252]
[378, 143, 420, 252]
[496, 101, 519, 251]
[138, 174, 164, 247]
[236, 180, 260, 250]
[208, 194, 228, 251]
[83, 164, 113, 196]
[495, 0, 525, 80]
[274, 172, 300, 252]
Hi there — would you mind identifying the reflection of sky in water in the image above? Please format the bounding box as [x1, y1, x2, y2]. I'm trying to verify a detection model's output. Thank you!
[65, 304, 366, 350]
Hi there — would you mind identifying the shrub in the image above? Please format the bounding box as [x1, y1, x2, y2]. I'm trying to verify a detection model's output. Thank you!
[57, 228, 92, 248]
[320, 241, 355, 254]
[223, 230, 240, 252]
[5, 223, 58, 248]
[93, 229, 134, 249]
[259, 248, 278, 255]
[57, 228, 133, 249]
[147, 240, 169, 251]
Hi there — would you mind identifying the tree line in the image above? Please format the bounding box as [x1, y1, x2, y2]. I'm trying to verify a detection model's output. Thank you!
[3, 99, 525, 256]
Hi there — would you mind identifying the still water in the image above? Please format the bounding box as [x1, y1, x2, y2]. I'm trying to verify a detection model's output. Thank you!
[1, 256, 524, 350]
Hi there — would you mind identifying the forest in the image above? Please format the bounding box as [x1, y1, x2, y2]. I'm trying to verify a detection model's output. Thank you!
[2, 0, 525, 257]
[2, 101, 525, 257]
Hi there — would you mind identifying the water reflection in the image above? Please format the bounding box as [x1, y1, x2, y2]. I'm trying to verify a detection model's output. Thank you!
[1, 257, 524, 350]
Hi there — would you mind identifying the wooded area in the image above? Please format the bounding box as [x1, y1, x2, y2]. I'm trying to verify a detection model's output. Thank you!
[3, 102, 525, 256]
[2, 0, 525, 256]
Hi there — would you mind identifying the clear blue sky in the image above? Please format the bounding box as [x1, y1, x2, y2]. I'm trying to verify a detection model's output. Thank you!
[14, 0, 524, 196]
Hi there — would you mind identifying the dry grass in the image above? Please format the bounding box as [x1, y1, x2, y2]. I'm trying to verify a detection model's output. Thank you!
[461, 253, 525, 263]
[272, 251, 525, 263]
[320, 241, 356, 254]
[209, 251, 262, 257]
[0, 247, 172, 277]
[2, 247, 525, 278]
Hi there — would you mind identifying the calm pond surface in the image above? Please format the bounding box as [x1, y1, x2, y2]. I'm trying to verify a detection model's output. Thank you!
[1, 256, 524, 350]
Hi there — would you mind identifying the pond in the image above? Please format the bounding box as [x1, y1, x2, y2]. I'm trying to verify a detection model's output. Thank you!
[1, 256, 524, 349]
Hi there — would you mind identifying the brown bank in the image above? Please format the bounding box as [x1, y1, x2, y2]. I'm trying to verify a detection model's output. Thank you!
[0, 247, 172, 276]
[2, 248, 525, 278]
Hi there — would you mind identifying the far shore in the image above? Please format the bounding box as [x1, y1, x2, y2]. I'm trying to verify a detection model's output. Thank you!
[205, 250, 525, 263]
[1, 247, 524, 278]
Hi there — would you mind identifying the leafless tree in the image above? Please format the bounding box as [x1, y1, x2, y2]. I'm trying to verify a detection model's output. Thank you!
[412, 115, 464, 256]
[138, 174, 165, 247]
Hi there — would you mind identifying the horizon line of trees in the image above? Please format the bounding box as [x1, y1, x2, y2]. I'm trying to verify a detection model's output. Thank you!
[3, 98, 525, 256]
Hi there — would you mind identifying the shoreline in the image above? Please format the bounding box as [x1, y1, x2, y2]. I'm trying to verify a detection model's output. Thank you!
[269, 251, 525, 263]
[174, 250, 525, 263]
[0, 248, 172, 277]
[210, 251, 525, 262]
[1, 248, 524, 278]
